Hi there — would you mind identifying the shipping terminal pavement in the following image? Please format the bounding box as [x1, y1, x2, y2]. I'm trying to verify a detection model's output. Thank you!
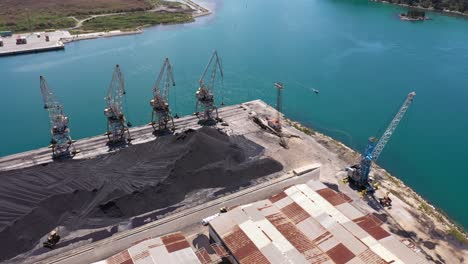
[0, 100, 466, 263]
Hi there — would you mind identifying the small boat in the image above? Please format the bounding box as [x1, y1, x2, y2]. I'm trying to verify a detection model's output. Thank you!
[312, 89, 320, 94]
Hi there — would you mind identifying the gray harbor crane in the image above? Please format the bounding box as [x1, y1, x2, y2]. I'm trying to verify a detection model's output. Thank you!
[40, 76, 77, 158]
[195, 50, 224, 123]
[150, 58, 176, 132]
[104, 64, 132, 144]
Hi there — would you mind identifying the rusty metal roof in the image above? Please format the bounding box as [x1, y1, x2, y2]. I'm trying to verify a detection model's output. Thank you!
[353, 215, 391, 241]
[208, 180, 428, 264]
[92, 232, 200, 264]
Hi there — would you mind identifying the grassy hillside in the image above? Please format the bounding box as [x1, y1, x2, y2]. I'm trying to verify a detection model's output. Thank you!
[0, 0, 189, 32]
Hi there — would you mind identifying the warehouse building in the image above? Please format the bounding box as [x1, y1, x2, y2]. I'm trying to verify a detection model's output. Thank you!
[208, 180, 427, 264]
[92, 232, 201, 264]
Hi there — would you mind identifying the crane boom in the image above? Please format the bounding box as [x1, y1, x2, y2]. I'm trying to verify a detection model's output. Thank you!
[195, 50, 223, 122]
[371, 92, 416, 161]
[104, 64, 131, 143]
[40, 76, 76, 158]
[199, 50, 223, 92]
[347, 91, 416, 191]
[150, 58, 176, 131]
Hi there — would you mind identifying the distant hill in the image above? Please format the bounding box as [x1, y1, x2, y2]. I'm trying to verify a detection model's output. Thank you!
[383, 0, 468, 14]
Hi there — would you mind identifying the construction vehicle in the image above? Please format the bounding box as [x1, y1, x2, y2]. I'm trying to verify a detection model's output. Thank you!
[104, 64, 132, 144]
[379, 191, 392, 208]
[40, 76, 78, 158]
[345, 92, 416, 193]
[195, 50, 224, 123]
[150, 58, 176, 132]
[43, 229, 60, 249]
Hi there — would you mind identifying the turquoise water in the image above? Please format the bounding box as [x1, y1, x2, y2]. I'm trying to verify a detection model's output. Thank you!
[0, 0, 467, 228]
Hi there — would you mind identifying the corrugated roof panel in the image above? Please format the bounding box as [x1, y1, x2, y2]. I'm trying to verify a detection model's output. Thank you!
[242, 204, 265, 222]
[239, 220, 271, 249]
[296, 217, 326, 241]
[166, 248, 201, 264]
[306, 180, 327, 191]
[209, 207, 246, 237]
[379, 236, 426, 264]
[296, 184, 350, 224]
[315, 232, 339, 252]
[223, 225, 269, 263]
[307, 188, 351, 225]
[315, 212, 337, 229]
[107, 250, 134, 264]
[282, 247, 309, 264]
[254, 219, 295, 253]
[328, 223, 367, 255]
[148, 245, 168, 264]
[287, 188, 325, 218]
[335, 202, 365, 221]
[265, 213, 324, 262]
[272, 195, 294, 209]
[342, 221, 369, 240]
[280, 202, 310, 224]
[269, 191, 287, 203]
[284, 185, 301, 196]
[162, 233, 190, 253]
[316, 188, 348, 206]
[131, 251, 151, 264]
[353, 215, 390, 240]
[260, 242, 291, 263]
[357, 248, 386, 264]
[239, 250, 271, 264]
[369, 243, 402, 264]
[326, 243, 355, 264]
[344, 256, 366, 264]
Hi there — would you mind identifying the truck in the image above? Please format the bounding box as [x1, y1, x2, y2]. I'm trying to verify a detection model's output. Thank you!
[0, 31, 13, 37]
[16, 36, 27, 45]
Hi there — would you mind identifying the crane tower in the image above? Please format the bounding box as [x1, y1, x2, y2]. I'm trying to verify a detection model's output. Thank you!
[195, 50, 223, 123]
[104, 64, 131, 144]
[347, 92, 416, 192]
[150, 58, 176, 131]
[40, 76, 77, 158]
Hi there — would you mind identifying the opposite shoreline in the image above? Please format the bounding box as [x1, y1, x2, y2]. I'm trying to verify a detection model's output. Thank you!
[371, 0, 468, 18]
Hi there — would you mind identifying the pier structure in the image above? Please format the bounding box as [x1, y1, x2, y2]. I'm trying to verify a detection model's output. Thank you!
[0, 31, 69, 57]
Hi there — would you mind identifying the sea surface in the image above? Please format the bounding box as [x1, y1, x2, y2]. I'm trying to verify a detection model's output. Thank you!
[0, 0, 467, 228]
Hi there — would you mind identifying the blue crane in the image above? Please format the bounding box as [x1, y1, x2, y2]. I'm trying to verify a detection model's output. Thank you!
[346, 92, 416, 192]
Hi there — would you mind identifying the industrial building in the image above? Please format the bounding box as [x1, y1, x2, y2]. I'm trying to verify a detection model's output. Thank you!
[208, 180, 427, 264]
[92, 232, 201, 264]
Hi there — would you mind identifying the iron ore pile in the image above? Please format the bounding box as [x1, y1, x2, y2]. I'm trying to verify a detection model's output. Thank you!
[0, 127, 282, 261]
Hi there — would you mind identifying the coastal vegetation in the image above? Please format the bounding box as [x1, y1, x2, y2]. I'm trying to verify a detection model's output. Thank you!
[81, 12, 193, 32]
[0, 0, 192, 32]
[381, 0, 468, 14]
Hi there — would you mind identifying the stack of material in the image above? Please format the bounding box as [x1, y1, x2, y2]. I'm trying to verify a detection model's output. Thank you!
[0, 127, 283, 261]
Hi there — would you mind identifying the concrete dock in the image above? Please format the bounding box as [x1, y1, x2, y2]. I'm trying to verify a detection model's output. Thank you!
[0, 31, 70, 57]
[1, 100, 466, 264]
